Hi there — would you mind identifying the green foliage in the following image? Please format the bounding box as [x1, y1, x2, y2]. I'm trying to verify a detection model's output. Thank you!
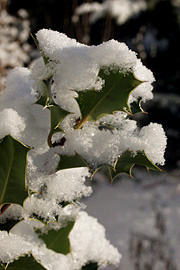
[75, 68, 142, 128]
[109, 150, 161, 182]
[57, 150, 161, 182]
[30, 34, 49, 65]
[57, 152, 89, 171]
[36, 220, 75, 255]
[0, 36, 164, 270]
[3, 254, 46, 270]
[35, 78, 70, 147]
[0, 135, 31, 209]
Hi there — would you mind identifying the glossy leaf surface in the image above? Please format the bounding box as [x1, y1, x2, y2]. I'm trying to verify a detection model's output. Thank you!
[57, 152, 89, 171]
[75, 68, 142, 128]
[36, 220, 75, 255]
[109, 150, 161, 182]
[35, 78, 70, 147]
[0, 135, 31, 208]
[57, 150, 161, 182]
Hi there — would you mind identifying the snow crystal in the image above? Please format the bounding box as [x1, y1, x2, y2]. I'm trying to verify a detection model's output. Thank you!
[0, 67, 50, 149]
[45, 168, 92, 202]
[0, 231, 32, 263]
[56, 117, 166, 167]
[24, 196, 64, 221]
[33, 246, 72, 270]
[24, 168, 92, 221]
[140, 123, 167, 165]
[0, 204, 23, 224]
[70, 211, 121, 269]
[0, 108, 25, 139]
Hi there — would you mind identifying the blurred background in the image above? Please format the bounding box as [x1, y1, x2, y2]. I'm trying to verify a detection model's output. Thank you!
[0, 0, 180, 269]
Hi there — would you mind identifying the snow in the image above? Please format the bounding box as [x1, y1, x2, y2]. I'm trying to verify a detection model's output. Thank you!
[35, 29, 154, 113]
[0, 231, 32, 263]
[0, 29, 168, 269]
[70, 211, 121, 269]
[24, 168, 92, 221]
[0, 108, 25, 139]
[83, 170, 180, 270]
[73, 0, 147, 25]
[57, 119, 166, 167]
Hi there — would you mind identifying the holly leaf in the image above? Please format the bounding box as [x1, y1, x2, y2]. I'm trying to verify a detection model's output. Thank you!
[57, 152, 89, 171]
[109, 150, 161, 182]
[75, 68, 142, 128]
[35, 78, 70, 135]
[56, 150, 161, 183]
[49, 105, 70, 135]
[0, 135, 31, 209]
[36, 220, 75, 255]
[35, 78, 53, 108]
[4, 254, 46, 270]
[31, 33, 49, 65]
[82, 262, 99, 270]
[35, 78, 71, 147]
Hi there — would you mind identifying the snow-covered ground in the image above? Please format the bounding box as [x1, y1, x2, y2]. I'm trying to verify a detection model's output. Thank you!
[83, 168, 180, 269]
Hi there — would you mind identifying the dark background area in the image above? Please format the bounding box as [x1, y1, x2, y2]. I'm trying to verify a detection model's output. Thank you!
[5, 0, 180, 169]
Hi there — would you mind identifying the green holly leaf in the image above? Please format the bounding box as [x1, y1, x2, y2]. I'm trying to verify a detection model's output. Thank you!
[75, 68, 142, 128]
[36, 85, 70, 135]
[35, 78, 53, 108]
[4, 254, 46, 269]
[0, 135, 31, 209]
[109, 150, 161, 182]
[36, 220, 75, 255]
[57, 152, 89, 171]
[82, 262, 99, 270]
[35, 78, 71, 147]
[31, 33, 49, 65]
[56, 150, 161, 183]
[49, 105, 70, 135]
